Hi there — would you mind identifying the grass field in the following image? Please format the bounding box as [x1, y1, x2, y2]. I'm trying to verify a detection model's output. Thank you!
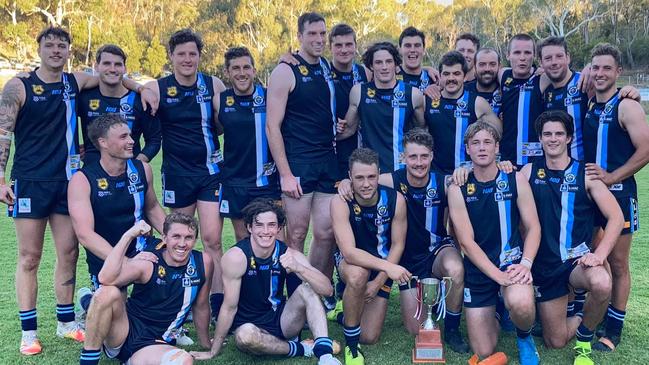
[0, 148, 648, 365]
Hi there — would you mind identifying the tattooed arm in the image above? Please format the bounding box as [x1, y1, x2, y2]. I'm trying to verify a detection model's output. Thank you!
[0, 78, 25, 204]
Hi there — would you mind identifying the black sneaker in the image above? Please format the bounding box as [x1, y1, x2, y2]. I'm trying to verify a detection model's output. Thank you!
[444, 329, 470, 354]
[592, 333, 621, 352]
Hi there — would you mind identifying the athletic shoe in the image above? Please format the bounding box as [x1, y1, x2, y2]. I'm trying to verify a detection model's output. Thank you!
[344, 345, 364, 365]
[516, 336, 540, 365]
[56, 321, 85, 342]
[592, 334, 620, 352]
[173, 327, 194, 346]
[318, 354, 342, 365]
[20, 333, 42, 356]
[326, 300, 344, 323]
[323, 296, 337, 312]
[573, 340, 594, 365]
[75, 287, 93, 330]
[444, 329, 470, 353]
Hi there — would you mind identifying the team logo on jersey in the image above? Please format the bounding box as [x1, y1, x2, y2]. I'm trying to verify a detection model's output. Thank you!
[96, 178, 108, 190]
[158, 266, 166, 278]
[467, 183, 476, 195]
[537, 168, 546, 179]
[120, 103, 133, 113]
[32, 85, 44, 95]
[253, 95, 264, 106]
[426, 188, 437, 198]
[564, 173, 576, 184]
[400, 183, 408, 194]
[367, 88, 376, 98]
[394, 90, 405, 100]
[568, 86, 578, 96]
[457, 99, 467, 111]
[377, 205, 388, 217]
[493, 92, 502, 103]
[604, 103, 614, 114]
[504, 77, 513, 86]
[497, 180, 508, 191]
[89, 99, 100, 111]
[226, 96, 235, 106]
[546, 92, 553, 102]
[353, 204, 361, 215]
[431, 99, 440, 108]
[186, 264, 196, 276]
[298, 65, 309, 76]
[249, 256, 256, 269]
[396, 74, 404, 81]
[198, 84, 207, 95]
[156, 241, 166, 250]
[166, 86, 178, 97]
[128, 172, 140, 184]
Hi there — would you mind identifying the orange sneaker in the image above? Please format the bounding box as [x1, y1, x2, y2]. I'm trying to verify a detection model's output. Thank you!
[20, 335, 42, 356]
[56, 322, 85, 342]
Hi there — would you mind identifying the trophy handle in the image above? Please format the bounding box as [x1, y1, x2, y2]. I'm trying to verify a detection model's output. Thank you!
[440, 277, 453, 302]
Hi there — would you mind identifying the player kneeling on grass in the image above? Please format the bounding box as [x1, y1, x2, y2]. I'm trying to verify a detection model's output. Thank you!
[190, 198, 341, 365]
[447, 121, 541, 365]
[79, 214, 213, 365]
[521, 110, 623, 365]
[330, 148, 410, 365]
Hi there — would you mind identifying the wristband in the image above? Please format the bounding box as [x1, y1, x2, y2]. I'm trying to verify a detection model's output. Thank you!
[521, 257, 533, 269]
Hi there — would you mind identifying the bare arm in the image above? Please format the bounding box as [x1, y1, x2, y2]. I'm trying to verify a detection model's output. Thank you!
[97, 221, 153, 287]
[212, 76, 226, 93]
[68, 172, 115, 260]
[281, 248, 333, 296]
[339, 84, 361, 139]
[193, 252, 214, 349]
[411, 88, 426, 127]
[515, 172, 541, 263]
[137, 111, 161, 162]
[143, 162, 165, 234]
[585, 177, 624, 262]
[266, 64, 301, 198]
[608, 99, 649, 182]
[194, 248, 246, 359]
[447, 184, 510, 285]
[475, 96, 502, 133]
[212, 91, 223, 136]
[0, 78, 24, 188]
[72, 72, 99, 90]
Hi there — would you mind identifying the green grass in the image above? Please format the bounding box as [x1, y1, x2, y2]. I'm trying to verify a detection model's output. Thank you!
[1, 148, 649, 365]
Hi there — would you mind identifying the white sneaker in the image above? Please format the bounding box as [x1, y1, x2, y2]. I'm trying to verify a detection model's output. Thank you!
[75, 287, 93, 330]
[318, 354, 342, 365]
[56, 321, 85, 342]
[173, 327, 194, 346]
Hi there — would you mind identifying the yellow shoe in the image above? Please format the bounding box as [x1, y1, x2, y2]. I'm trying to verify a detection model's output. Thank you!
[20, 335, 42, 356]
[344, 345, 364, 365]
[574, 341, 594, 365]
[56, 322, 85, 342]
[327, 300, 344, 322]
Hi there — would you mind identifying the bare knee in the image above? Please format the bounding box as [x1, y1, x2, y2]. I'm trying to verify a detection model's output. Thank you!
[360, 330, 381, 345]
[507, 296, 534, 318]
[312, 225, 334, 244]
[161, 349, 193, 365]
[295, 283, 320, 301]
[544, 335, 568, 349]
[18, 248, 42, 272]
[608, 256, 630, 278]
[201, 232, 223, 253]
[234, 324, 260, 350]
[344, 267, 369, 291]
[442, 260, 464, 284]
[91, 286, 122, 310]
[288, 226, 308, 246]
[587, 270, 612, 299]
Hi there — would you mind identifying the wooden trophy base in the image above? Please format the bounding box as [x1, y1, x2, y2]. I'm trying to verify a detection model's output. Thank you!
[412, 328, 445, 363]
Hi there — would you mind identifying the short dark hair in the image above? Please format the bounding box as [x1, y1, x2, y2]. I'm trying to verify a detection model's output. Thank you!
[242, 198, 287, 228]
[224, 47, 255, 69]
[87, 114, 128, 149]
[168, 28, 203, 54]
[403, 127, 433, 150]
[508, 33, 535, 54]
[534, 110, 574, 138]
[95, 44, 127, 64]
[591, 43, 622, 67]
[36, 26, 71, 45]
[163, 212, 199, 239]
[329, 23, 356, 44]
[399, 26, 426, 47]
[464, 120, 501, 145]
[363, 42, 401, 70]
[297, 12, 325, 34]
[349, 148, 379, 172]
[537, 36, 568, 58]
[455, 33, 480, 50]
[475, 47, 500, 64]
[438, 50, 468, 74]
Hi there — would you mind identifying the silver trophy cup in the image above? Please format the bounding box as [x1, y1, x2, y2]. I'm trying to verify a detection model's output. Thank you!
[420, 277, 452, 330]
